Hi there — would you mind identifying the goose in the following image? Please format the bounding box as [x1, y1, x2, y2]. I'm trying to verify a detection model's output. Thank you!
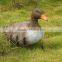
[5, 8, 48, 46]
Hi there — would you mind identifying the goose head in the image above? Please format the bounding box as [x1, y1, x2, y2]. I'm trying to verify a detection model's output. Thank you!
[31, 8, 48, 21]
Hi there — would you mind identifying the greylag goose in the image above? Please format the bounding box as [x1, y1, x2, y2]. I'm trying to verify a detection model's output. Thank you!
[5, 8, 48, 46]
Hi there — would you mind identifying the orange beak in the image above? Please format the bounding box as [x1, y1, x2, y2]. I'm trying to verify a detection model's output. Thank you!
[41, 14, 48, 21]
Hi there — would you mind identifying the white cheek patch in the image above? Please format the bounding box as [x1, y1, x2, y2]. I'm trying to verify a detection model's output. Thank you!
[26, 29, 44, 44]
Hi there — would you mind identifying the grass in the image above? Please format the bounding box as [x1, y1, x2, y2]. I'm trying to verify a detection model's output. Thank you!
[0, 0, 62, 62]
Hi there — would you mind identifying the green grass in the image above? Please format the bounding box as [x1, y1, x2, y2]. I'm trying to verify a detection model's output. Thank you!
[0, 0, 62, 62]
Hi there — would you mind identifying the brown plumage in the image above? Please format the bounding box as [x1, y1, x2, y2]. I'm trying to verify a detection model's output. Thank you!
[4, 8, 48, 46]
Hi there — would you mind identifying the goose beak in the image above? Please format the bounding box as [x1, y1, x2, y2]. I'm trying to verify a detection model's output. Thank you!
[41, 15, 48, 21]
